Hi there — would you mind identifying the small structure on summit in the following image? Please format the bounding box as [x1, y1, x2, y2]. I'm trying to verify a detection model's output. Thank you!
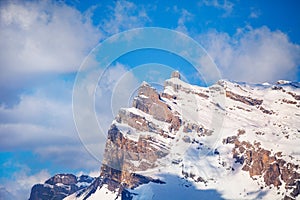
[171, 71, 181, 79]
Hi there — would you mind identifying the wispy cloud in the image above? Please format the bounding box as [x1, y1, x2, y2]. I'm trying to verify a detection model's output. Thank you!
[249, 8, 261, 18]
[100, 0, 150, 35]
[200, 0, 234, 17]
[197, 26, 300, 83]
[176, 9, 193, 34]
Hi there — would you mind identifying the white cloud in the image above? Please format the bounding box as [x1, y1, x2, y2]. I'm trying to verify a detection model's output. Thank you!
[198, 26, 300, 83]
[14, 169, 50, 199]
[0, 0, 149, 198]
[100, 0, 150, 35]
[0, 82, 99, 170]
[0, 1, 101, 86]
[88, 170, 101, 178]
[0, 0, 151, 105]
[1, 162, 100, 199]
[0, 0, 149, 158]
[76, 170, 100, 178]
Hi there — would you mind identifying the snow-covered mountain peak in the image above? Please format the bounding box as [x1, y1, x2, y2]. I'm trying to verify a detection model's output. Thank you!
[28, 174, 95, 200]
[30, 72, 300, 200]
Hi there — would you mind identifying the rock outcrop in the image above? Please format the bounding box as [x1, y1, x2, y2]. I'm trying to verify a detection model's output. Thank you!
[224, 131, 300, 200]
[132, 82, 181, 131]
[225, 91, 263, 106]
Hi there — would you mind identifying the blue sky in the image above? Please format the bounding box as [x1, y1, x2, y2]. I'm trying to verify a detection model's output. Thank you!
[0, 0, 299, 198]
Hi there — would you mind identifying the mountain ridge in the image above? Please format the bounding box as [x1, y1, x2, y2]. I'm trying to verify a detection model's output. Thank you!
[29, 72, 300, 200]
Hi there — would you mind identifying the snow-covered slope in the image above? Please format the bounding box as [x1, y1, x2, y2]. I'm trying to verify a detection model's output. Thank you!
[65, 184, 121, 200]
[66, 72, 300, 200]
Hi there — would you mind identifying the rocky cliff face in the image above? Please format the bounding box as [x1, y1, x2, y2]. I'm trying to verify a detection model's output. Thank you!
[30, 72, 300, 200]
[224, 132, 300, 199]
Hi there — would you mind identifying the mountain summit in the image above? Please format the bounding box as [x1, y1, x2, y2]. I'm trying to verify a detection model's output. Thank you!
[30, 72, 300, 200]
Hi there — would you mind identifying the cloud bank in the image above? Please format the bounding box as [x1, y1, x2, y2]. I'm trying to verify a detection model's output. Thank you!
[0, 1, 101, 81]
[198, 26, 300, 83]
